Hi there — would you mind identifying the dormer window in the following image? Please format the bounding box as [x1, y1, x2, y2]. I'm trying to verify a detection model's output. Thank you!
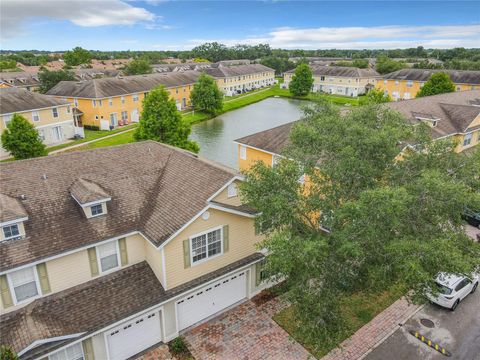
[0, 194, 28, 242]
[2, 224, 20, 240]
[70, 178, 111, 219]
[91, 203, 103, 217]
[227, 183, 238, 198]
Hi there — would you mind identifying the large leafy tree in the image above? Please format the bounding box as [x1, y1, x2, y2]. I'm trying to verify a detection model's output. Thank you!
[63, 47, 92, 67]
[190, 73, 223, 114]
[38, 69, 76, 93]
[360, 88, 392, 104]
[288, 63, 313, 96]
[375, 55, 407, 74]
[1, 114, 48, 159]
[417, 72, 456, 97]
[240, 99, 480, 350]
[134, 86, 199, 153]
[123, 59, 153, 76]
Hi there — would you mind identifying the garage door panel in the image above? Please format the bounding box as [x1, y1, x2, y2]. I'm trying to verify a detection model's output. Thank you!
[107, 311, 162, 360]
[177, 271, 247, 331]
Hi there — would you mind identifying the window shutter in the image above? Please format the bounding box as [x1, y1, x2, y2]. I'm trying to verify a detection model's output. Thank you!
[118, 238, 128, 266]
[82, 338, 95, 360]
[255, 262, 261, 286]
[223, 225, 229, 253]
[36, 263, 51, 295]
[183, 239, 191, 269]
[0, 275, 13, 308]
[87, 248, 99, 276]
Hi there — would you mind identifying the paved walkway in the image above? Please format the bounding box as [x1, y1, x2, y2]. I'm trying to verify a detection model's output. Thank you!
[184, 298, 312, 360]
[134, 344, 174, 360]
[321, 298, 422, 360]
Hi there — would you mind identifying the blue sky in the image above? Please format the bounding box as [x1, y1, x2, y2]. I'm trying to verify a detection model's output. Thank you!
[1, 1, 479, 50]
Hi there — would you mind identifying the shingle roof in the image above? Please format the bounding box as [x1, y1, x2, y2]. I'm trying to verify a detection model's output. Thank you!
[204, 64, 274, 78]
[0, 88, 69, 115]
[235, 122, 295, 155]
[386, 90, 480, 139]
[285, 65, 380, 78]
[0, 194, 28, 224]
[2, 252, 264, 358]
[0, 72, 41, 88]
[382, 68, 480, 85]
[46, 71, 201, 99]
[70, 178, 110, 205]
[0, 141, 236, 272]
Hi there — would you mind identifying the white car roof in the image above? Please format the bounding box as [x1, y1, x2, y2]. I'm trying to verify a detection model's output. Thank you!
[436, 273, 464, 288]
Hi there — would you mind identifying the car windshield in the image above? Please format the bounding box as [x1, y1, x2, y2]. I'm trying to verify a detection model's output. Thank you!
[436, 282, 453, 295]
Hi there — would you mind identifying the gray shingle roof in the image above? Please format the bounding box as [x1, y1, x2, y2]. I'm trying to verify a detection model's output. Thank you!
[0, 194, 28, 224]
[285, 65, 380, 78]
[46, 71, 201, 99]
[0, 141, 236, 272]
[70, 178, 110, 205]
[0, 88, 69, 115]
[204, 64, 274, 78]
[235, 122, 295, 155]
[382, 68, 480, 85]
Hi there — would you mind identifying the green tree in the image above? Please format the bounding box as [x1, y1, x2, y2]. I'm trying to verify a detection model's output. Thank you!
[288, 63, 313, 96]
[1, 114, 48, 159]
[360, 88, 392, 104]
[134, 86, 199, 153]
[0, 345, 19, 360]
[38, 69, 76, 93]
[190, 73, 223, 114]
[123, 59, 153, 76]
[376, 55, 406, 74]
[240, 100, 480, 349]
[417, 72, 456, 97]
[63, 47, 92, 67]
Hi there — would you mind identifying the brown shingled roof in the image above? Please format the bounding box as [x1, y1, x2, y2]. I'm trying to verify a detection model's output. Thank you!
[235, 122, 296, 155]
[0, 88, 69, 115]
[0, 194, 28, 224]
[70, 178, 110, 205]
[285, 65, 380, 78]
[382, 68, 480, 85]
[0, 141, 236, 272]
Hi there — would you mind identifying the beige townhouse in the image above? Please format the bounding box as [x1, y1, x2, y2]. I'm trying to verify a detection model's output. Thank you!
[283, 65, 380, 97]
[0, 88, 79, 158]
[0, 141, 271, 360]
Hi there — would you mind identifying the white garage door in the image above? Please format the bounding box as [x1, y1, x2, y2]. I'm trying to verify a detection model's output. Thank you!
[177, 271, 247, 331]
[106, 311, 161, 360]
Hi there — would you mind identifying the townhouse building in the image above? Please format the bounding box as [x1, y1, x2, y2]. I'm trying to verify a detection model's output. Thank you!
[46, 71, 201, 129]
[0, 88, 79, 158]
[205, 64, 275, 96]
[235, 90, 480, 171]
[0, 72, 41, 92]
[375, 69, 480, 100]
[283, 66, 380, 97]
[0, 141, 271, 360]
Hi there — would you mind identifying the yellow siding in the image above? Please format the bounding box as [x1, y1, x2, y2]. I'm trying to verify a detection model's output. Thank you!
[164, 209, 262, 288]
[144, 239, 165, 287]
[0, 104, 73, 133]
[211, 179, 243, 207]
[217, 71, 275, 95]
[238, 144, 274, 172]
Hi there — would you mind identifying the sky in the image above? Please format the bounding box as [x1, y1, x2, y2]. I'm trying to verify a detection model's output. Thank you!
[1, 0, 479, 51]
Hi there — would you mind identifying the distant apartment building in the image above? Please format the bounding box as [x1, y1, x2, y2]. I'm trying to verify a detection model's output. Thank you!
[0, 88, 78, 157]
[0, 72, 41, 92]
[46, 71, 201, 129]
[283, 66, 380, 97]
[376, 69, 480, 100]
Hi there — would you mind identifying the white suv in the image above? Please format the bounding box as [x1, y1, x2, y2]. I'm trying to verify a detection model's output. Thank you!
[427, 273, 478, 311]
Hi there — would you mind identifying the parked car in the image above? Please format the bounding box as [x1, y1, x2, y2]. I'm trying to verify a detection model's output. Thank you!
[427, 273, 479, 311]
[463, 208, 480, 228]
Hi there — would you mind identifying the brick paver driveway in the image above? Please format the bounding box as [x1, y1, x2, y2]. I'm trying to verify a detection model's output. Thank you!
[183, 298, 312, 360]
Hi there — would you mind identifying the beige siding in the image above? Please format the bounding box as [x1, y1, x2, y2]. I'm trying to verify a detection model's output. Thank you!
[145, 239, 165, 287]
[164, 209, 263, 288]
[48, 250, 92, 293]
[211, 180, 243, 206]
[125, 234, 147, 264]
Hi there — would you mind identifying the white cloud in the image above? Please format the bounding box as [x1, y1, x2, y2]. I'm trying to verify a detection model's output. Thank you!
[1, 0, 156, 40]
[187, 24, 480, 50]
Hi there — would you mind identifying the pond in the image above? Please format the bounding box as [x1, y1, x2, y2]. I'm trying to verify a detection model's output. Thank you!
[190, 97, 306, 169]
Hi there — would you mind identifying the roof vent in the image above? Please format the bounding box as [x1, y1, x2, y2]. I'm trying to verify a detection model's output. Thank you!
[20, 194, 27, 200]
[42, 174, 48, 180]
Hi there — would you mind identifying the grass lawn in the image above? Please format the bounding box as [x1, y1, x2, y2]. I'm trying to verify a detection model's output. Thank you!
[273, 286, 404, 358]
[67, 130, 135, 152]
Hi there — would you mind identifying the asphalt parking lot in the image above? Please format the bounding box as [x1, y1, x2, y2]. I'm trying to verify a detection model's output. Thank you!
[366, 289, 480, 360]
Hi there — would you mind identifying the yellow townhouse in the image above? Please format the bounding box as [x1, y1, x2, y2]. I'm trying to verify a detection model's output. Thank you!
[375, 68, 480, 100]
[205, 64, 276, 96]
[46, 71, 201, 129]
[283, 65, 380, 97]
[0, 88, 80, 158]
[0, 141, 273, 360]
[235, 90, 480, 172]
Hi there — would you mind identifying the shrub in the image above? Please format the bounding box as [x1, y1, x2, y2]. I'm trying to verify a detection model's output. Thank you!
[169, 337, 188, 354]
[0, 345, 19, 360]
[83, 125, 100, 131]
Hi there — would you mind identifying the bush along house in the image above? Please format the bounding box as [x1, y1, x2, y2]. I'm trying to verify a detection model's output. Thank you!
[0, 141, 272, 360]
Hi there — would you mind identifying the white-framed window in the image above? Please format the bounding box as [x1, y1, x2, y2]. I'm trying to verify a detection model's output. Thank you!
[3, 114, 13, 127]
[32, 111, 40, 122]
[240, 145, 247, 160]
[463, 133, 472, 147]
[96, 240, 120, 273]
[121, 111, 128, 121]
[49, 342, 85, 360]
[52, 107, 59, 118]
[92, 100, 96, 108]
[98, 100, 103, 107]
[190, 227, 223, 264]
[38, 129, 45, 141]
[132, 94, 139, 102]
[91, 203, 103, 216]
[227, 183, 237, 198]
[74, 98, 78, 107]
[52, 126, 62, 141]
[108, 98, 113, 106]
[121, 96, 125, 104]
[406, 80, 413, 88]
[2, 224, 20, 240]
[7, 267, 40, 303]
